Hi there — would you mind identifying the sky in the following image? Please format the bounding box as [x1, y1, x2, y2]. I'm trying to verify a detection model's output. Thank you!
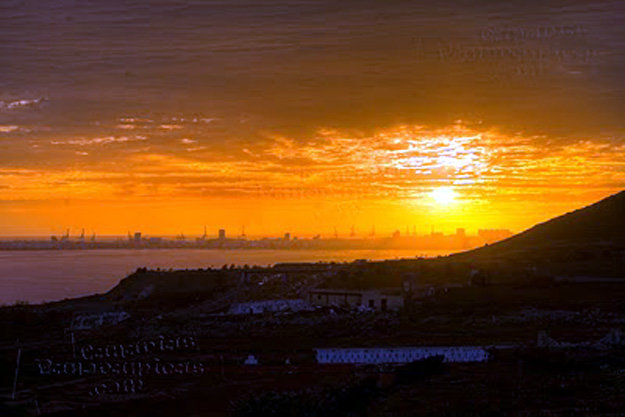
[1, 0, 624, 237]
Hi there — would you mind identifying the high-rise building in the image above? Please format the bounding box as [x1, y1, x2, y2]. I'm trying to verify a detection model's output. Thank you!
[218, 229, 226, 240]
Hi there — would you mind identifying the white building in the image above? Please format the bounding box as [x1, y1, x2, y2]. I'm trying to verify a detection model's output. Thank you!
[227, 299, 311, 315]
[315, 346, 489, 364]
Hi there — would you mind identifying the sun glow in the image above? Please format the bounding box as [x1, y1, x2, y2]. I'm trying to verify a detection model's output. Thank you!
[430, 186, 457, 206]
[0, 121, 621, 235]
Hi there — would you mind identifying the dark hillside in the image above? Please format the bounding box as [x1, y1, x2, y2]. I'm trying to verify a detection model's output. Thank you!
[455, 190, 625, 261]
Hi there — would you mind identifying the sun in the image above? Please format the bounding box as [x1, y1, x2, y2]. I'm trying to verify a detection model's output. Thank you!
[429, 186, 457, 206]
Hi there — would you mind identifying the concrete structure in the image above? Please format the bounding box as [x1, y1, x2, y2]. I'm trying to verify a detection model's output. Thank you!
[315, 346, 490, 364]
[308, 289, 403, 311]
[218, 229, 226, 240]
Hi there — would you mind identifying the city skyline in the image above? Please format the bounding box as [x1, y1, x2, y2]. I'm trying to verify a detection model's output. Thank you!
[0, 225, 513, 240]
[0, 224, 513, 252]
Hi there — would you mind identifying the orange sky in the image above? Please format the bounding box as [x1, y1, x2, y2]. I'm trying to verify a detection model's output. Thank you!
[1, 122, 622, 237]
[2, 1, 624, 237]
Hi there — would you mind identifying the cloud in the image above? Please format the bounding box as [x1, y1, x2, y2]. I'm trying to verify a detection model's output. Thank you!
[160, 124, 182, 130]
[50, 136, 147, 146]
[0, 124, 623, 206]
[0, 97, 46, 111]
[0, 125, 19, 133]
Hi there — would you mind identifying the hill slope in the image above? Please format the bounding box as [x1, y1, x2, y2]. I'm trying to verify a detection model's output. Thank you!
[454, 190, 625, 261]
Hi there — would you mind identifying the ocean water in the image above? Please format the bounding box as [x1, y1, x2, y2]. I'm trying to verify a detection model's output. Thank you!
[0, 248, 449, 305]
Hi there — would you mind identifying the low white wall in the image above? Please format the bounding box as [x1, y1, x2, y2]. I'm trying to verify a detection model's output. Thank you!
[315, 346, 489, 364]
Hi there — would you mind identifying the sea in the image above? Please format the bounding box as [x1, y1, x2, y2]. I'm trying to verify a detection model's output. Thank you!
[0, 248, 450, 305]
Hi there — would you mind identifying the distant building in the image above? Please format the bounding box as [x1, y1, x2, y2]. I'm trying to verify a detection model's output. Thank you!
[284, 232, 291, 241]
[133, 232, 142, 242]
[308, 288, 404, 311]
[218, 229, 226, 240]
